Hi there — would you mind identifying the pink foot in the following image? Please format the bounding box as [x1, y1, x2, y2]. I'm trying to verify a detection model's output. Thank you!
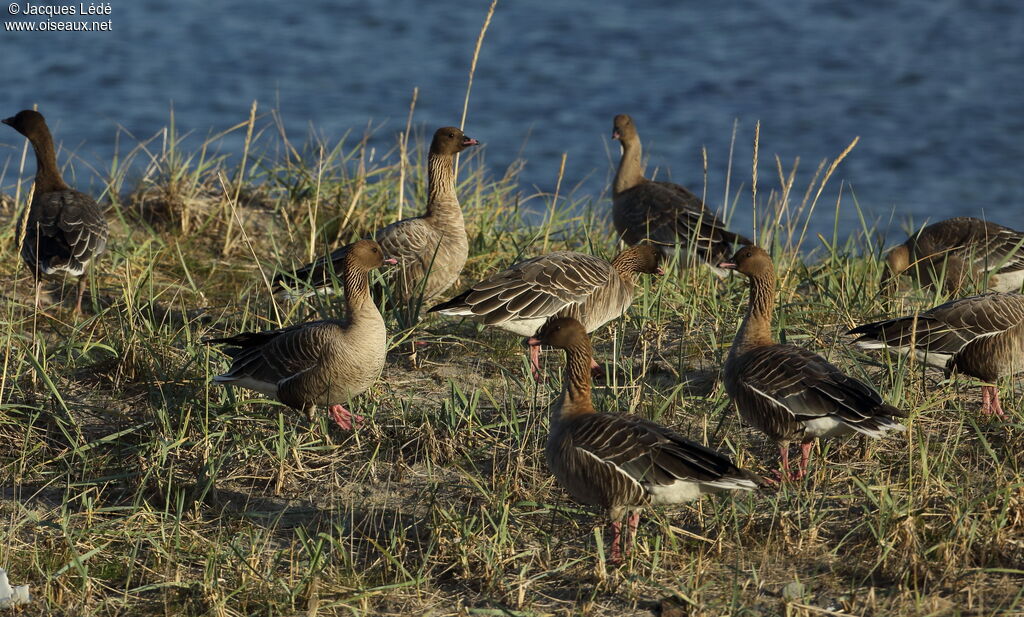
[980, 385, 1008, 420]
[609, 520, 623, 565]
[328, 404, 365, 431]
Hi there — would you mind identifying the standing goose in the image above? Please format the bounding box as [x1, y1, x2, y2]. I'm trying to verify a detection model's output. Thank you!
[721, 246, 906, 480]
[3, 110, 108, 312]
[531, 318, 763, 563]
[279, 127, 478, 309]
[427, 244, 663, 381]
[207, 240, 396, 430]
[882, 217, 1024, 294]
[611, 114, 750, 272]
[849, 292, 1024, 419]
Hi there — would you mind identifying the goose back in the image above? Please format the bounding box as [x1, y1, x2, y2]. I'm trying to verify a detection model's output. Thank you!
[850, 292, 1024, 382]
[429, 249, 647, 336]
[886, 217, 1024, 293]
[724, 344, 906, 443]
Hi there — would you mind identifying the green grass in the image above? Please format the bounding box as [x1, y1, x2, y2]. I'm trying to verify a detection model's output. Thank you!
[0, 110, 1022, 617]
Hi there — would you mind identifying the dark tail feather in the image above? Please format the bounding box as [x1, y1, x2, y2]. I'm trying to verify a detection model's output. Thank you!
[426, 289, 471, 314]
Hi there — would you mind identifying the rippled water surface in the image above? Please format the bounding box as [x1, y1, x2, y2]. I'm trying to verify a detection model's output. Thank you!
[3, 0, 1023, 239]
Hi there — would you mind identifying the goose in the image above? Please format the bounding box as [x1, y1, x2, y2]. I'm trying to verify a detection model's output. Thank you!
[611, 114, 749, 273]
[882, 217, 1024, 294]
[3, 110, 108, 312]
[207, 240, 396, 429]
[531, 317, 763, 563]
[849, 292, 1024, 419]
[279, 127, 478, 309]
[428, 244, 662, 381]
[721, 246, 906, 480]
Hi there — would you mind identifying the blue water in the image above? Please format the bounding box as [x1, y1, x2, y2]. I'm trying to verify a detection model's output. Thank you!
[3, 0, 1023, 241]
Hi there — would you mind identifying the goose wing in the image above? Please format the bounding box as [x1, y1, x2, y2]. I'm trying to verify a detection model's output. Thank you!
[429, 251, 613, 325]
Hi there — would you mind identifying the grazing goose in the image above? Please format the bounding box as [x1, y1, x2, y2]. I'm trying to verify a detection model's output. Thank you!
[208, 240, 395, 430]
[428, 244, 663, 381]
[721, 246, 906, 480]
[531, 317, 763, 563]
[3, 110, 108, 312]
[849, 292, 1024, 419]
[882, 217, 1024, 294]
[611, 114, 749, 272]
[279, 127, 478, 308]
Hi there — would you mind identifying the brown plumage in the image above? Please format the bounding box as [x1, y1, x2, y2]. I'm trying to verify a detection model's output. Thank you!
[3, 110, 108, 312]
[882, 217, 1024, 294]
[611, 114, 750, 271]
[208, 240, 395, 430]
[279, 127, 479, 310]
[428, 244, 663, 381]
[532, 317, 763, 563]
[721, 246, 906, 480]
[849, 292, 1024, 419]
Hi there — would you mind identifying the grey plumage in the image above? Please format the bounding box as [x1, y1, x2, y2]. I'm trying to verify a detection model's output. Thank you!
[611, 114, 749, 270]
[428, 244, 661, 336]
[849, 292, 1024, 418]
[883, 217, 1024, 293]
[721, 246, 905, 479]
[209, 240, 392, 429]
[279, 127, 478, 308]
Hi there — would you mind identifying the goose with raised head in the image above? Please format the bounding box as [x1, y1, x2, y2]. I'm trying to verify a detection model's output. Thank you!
[611, 114, 749, 273]
[721, 246, 906, 480]
[3, 110, 108, 312]
[849, 292, 1024, 419]
[279, 127, 478, 309]
[428, 244, 663, 381]
[882, 217, 1024, 294]
[208, 240, 396, 430]
[532, 317, 763, 563]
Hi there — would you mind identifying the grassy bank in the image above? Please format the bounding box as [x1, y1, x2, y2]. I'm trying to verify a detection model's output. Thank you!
[0, 112, 1022, 617]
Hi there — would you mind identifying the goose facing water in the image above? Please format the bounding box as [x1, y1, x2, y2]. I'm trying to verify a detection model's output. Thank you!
[3, 110, 108, 312]
[611, 114, 749, 273]
[532, 317, 763, 563]
[721, 246, 906, 480]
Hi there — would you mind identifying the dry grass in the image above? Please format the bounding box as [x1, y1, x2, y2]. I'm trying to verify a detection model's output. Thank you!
[0, 110, 1022, 617]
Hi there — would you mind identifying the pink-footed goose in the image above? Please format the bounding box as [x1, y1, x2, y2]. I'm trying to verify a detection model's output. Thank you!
[849, 292, 1024, 419]
[882, 217, 1024, 294]
[208, 240, 396, 430]
[428, 244, 663, 381]
[531, 318, 763, 563]
[3, 110, 108, 313]
[611, 114, 750, 273]
[721, 246, 906, 480]
[279, 127, 478, 308]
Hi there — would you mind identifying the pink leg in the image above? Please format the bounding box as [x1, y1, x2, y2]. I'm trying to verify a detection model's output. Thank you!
[528, 343, 545, 383]
[988, 386, 1009, 420]
[773, 444, 792, 483]
[75, 277, 86, 314]
[796, 441, 814, 480]
[608, 521, 623, 564]
[590, 357, 603, 379]
[981, 386, 993, 416]
[328, 404, 365, 431]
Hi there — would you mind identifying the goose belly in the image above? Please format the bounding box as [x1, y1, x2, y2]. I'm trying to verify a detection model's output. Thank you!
[991, 270, 1024, 293]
